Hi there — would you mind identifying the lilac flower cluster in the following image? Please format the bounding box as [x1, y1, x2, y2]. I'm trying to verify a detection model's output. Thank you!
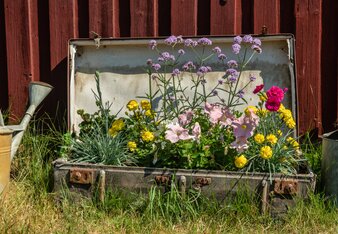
[225, 68, 239, 83]
[158, 52, 175, 62]
[197, 66, 212, 76]
[164, 35, 184, 45]
[232, 35, 262, 54]
[197, 37, 212, 46]
[172, 68, 181, 76]
[182, 61, 196, 71]
[184, 39, 198, 47]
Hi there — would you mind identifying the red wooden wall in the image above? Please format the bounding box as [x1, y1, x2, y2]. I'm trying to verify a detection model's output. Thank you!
[0, 0, 337, 135]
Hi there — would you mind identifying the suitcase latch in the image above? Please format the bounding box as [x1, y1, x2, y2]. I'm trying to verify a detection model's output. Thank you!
[69, 168, 94, 184]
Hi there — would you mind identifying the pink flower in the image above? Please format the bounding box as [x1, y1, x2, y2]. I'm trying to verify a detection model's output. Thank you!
[266, 86, 284, 102]
[265, 96, 281, 112]
[253, 84, 264, 94]
[192, 122, 201, 140]
[232, 116, 255, 139]
[204, 102, 234, 126]
[165, 123, 192, 143]
[230, 136, 249, 153]
[178, 110, 193, 126]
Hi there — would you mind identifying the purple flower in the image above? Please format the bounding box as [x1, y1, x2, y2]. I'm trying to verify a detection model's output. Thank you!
[232, 44, 241, 54]
[184, 39, 198, 47]
[227, 60, 238, 68]
[182, 61, 196, 71]
[228, 76, 237, 83]
[197, 37, 212, 46]
[172, 68, 181, 76]
[225, 68, 238, 76]
[198, 66, 210, 75]
[243, 35, 253, 43]
[146, 59, 153, 65]
[249, 74, 256, 82]
[251, 45, 262, 54]
[237, 90, 245, 98]
[230, 137, 249, 153]
[201, 79, 207, 84]
[233, 36, 242, 44]
[177, 35, 184, 43]
[212, 90, 218, 96]
[160, 52, 176, 62]
[212, 46, 222, 54]
[178, 49, 185, 55]
[253, 38, 262, 46]
[164, 35, 177, 45]
[152, 63, 161, 71]
[218, 80, 224, 85]
[149, 40, 157, 50]
[158, 57, 164, 62]
[165, 123, 193, 143]
[218, 53, 227, 60]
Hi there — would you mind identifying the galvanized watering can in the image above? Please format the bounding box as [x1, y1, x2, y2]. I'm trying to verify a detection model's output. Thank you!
[322, 129, 338, 204]
[0, 81, 53, 194]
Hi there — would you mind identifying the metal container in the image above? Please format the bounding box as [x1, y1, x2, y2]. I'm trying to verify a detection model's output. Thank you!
[0, 128, 13, 194]
[321, 130, 338, 204]
[53, 35, 315, 216]
[53, 159, 316, 216]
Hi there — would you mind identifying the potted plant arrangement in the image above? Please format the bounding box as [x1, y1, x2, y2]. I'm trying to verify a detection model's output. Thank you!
[54, 35, 315, 215]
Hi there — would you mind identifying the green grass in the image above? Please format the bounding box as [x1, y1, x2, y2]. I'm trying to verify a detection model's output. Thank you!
[1, 118, 338, 233]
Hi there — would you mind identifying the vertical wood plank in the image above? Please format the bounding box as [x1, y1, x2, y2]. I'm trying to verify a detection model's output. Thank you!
[171, 0, 197, 36]
[253, 0, 280, 34]
[210, 0, 242, 35]
[130, 0, 158, 37]
[0, 0, 8, 110]
[89, 0, 120, 37]
[49, 0, 78, 69]
[295, 0, 322, 134]
[4, 0, 40, 119]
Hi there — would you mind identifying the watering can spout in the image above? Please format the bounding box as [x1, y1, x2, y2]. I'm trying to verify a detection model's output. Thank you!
[10, 81, 53, 160]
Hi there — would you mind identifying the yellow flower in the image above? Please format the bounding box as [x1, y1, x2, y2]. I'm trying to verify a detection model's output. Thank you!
[109, 119, 125, 137]
[283, 145, 288, 150]
[127, 141, 137, 152]
[145, 109, 154, 117]
[277, 130, 283, 137]
[244, 106, 258, 116]
[266, 134, 278, 145]
[287, 136, 295, 142]
[111, 119, 125, 131]
[278, 104, 285, 112]
[235, 155, 248, 169]
[260, 146, 272, 159]
[141, 100, 151, 110]
[286, 118, 296, 129]
[292, 141, 300, 149]
[254, 134, 265, 144]
[259, 93, 267, 102]
[127, 100, 139, 111]
[257, 109, 268, 117]
[141, 130, 155, 142]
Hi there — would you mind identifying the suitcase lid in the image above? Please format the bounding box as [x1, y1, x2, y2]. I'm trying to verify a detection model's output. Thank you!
[68, 35, 297, 135]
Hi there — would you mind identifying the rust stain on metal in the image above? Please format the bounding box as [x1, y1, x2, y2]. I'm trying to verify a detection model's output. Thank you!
[154, 175, 171, 185]
[69, 168, 94, 184]
[274, 179, 298, 195]
[194, 177, 211, 187]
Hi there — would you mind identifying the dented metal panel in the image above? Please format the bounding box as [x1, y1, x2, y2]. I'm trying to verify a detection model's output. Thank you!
[68, 35, 297, 134]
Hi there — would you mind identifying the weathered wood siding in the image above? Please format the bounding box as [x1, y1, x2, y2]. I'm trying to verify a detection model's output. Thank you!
[0, 0, 336, 134]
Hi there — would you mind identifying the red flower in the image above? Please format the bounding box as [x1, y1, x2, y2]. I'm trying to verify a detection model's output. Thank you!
[265, 96, 281, 112]
[266, 86, 284, 102]
[253, 84, 264, 94]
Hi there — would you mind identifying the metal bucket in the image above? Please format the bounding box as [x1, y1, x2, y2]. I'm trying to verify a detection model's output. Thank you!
[321, 130, 338, 204]
[0, 128, 13, 194]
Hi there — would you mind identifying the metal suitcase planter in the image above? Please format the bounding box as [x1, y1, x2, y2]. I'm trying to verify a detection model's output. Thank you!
[54, 35, 315, 215]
